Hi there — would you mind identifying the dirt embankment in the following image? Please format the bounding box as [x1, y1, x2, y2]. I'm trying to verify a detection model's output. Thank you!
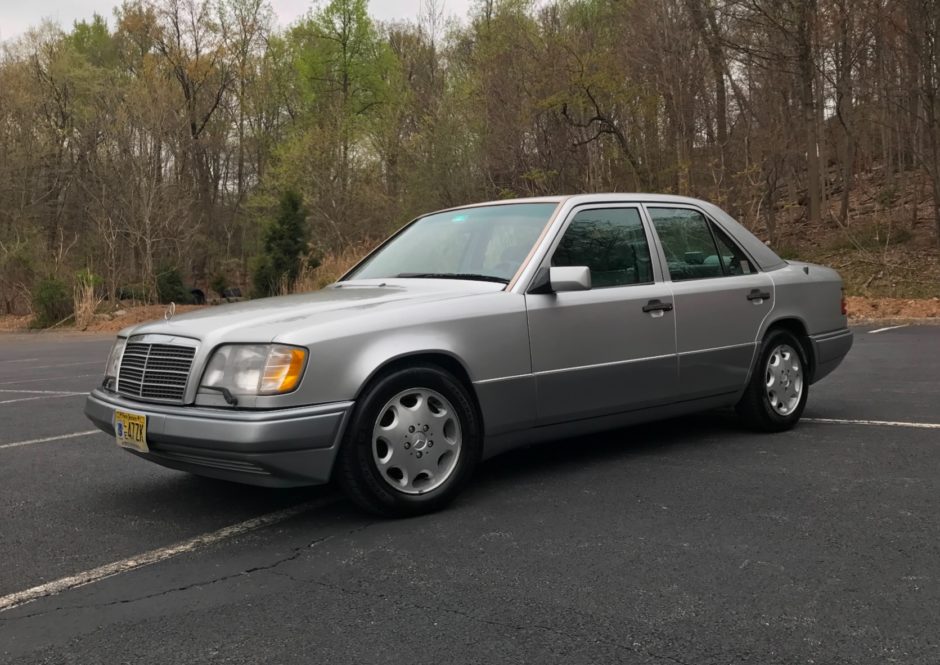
[845, 296, 940, 323]
[81, 305, 206, 332]
[0, 305, 206, 334]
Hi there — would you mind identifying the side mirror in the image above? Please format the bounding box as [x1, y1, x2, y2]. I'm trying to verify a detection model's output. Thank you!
[549, 266, 591, 292]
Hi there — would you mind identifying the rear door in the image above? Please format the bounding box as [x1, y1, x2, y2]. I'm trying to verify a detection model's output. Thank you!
[645, 205, 773, 400]
[525, 205, 678, 425]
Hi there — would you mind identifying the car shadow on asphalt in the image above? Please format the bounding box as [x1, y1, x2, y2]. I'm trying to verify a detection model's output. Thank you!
[85, 411, 753, 522]
[85, 468, 336, 522]
[473, 410, 751, 489]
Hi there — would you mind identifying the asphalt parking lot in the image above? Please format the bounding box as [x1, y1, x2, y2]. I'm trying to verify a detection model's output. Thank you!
[0, 325, 938, 664]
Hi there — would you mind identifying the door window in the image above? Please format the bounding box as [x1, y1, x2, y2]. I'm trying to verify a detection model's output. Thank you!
[551, 208, 653, 287]
[648, 207, 752, 281]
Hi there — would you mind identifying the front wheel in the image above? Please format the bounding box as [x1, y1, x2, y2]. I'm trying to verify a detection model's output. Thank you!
[736, 329, 809, 432]
[335, 364, 482, 517]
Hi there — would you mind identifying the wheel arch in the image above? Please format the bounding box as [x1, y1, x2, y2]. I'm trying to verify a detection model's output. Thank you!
[763, 316, 816, 380]
[355, 351, 484, 430]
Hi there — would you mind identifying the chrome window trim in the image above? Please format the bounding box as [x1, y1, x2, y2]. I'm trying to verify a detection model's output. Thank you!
[340, 198, 565, 285]
[517, 202, 667, 293]
[643, 202, 763, 281]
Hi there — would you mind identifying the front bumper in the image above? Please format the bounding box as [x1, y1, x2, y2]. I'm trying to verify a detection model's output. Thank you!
[809, 327, 854, 383]
[84, 388, 354, 487]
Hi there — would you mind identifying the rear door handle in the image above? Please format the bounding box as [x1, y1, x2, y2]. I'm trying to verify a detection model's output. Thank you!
[747, 289, 771, 301]
[642, 299, 674, 313]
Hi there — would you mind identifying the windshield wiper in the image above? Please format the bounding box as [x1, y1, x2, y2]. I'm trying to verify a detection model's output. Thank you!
[395, 272, 510, 284]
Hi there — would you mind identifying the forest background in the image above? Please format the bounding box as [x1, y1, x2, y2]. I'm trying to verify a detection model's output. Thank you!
[1, 0, 938, 327]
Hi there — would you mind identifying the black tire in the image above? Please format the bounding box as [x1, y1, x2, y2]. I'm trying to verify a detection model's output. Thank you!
[736, 329, 809, 432]
[335, 363, 483, 517]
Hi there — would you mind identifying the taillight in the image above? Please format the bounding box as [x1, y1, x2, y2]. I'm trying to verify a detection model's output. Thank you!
[840, 289, 847, 316]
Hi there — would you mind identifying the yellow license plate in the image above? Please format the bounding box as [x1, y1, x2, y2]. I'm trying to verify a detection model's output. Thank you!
[114, 410, 148, 452]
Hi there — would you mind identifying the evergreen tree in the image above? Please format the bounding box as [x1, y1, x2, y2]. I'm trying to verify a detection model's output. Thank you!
[253, 190, 310, 297]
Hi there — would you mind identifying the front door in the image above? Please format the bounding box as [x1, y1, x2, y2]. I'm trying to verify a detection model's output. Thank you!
[526, 205, 679, 426]
[645, 205, 774, 400]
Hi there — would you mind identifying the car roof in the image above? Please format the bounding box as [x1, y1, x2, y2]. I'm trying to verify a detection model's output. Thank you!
[434, 193, 785, 273]
[434, 193, 722, 213]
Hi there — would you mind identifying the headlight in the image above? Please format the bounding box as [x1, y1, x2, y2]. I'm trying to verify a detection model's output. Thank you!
[201, 344, 307, 396]
[103, 338, 126, 388]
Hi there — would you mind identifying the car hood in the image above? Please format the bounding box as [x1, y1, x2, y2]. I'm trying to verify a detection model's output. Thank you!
[126, 279, 505, 342]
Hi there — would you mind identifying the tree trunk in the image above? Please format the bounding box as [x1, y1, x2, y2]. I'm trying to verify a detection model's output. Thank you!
[797, 0, 822, 225]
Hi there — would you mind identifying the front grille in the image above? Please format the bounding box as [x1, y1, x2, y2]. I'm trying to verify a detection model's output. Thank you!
[117, 342, 196, 403]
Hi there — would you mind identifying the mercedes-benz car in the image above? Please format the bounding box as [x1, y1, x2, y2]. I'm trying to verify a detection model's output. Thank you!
[85, 194, 853, 516]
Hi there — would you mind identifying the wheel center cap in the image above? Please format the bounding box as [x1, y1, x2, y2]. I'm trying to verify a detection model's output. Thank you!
[413, 433, 428, 451]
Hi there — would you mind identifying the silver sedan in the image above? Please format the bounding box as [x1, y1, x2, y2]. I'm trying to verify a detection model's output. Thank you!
[85, 194, 853, 516]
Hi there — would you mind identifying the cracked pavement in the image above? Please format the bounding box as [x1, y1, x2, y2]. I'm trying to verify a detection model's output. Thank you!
[1, 326, 939, 663]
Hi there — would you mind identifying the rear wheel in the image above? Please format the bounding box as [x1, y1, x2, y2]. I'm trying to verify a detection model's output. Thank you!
[736, 329, 808, 432]
[335, 364, 482, 517]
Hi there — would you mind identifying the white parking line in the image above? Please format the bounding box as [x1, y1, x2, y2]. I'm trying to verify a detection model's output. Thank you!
[30, 361, 102, 370]
[0, 358, 39, 364]
[0, 373, 98, 386]
[0, 497, 338, 613]
[804, 417, 940, 430]
[0, 430, 100, 450]
[869, 324, 910, 334]
[0, 393, 84, 405]
[0, 389, 83, 395]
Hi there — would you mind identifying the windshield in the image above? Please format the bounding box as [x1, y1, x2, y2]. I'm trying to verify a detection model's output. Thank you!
[346, 203, 558, 283]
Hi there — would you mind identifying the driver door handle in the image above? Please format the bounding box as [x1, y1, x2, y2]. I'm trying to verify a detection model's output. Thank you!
[642, 299, 674, 313]
[747, 289, 771, 301]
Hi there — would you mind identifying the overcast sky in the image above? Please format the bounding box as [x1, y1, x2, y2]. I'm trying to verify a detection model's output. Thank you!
[0, 0, 474, 42]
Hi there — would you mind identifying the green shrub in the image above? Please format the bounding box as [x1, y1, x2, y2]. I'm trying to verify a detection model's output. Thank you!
[74, 268, 102, 288]
[0, 240, 37, 314]
[117, 283, 148, 301]
[251, 255, 278, 298]
[210, 272, 229, 298]
[156, 266, 191, 304]
[32, 277, 72, 327]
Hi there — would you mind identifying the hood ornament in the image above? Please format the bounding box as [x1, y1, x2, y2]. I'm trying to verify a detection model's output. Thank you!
[164, 302, 176, 320]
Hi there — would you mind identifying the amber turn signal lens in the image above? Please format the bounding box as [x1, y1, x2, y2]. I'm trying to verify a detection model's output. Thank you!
[259, 346, 307, 394]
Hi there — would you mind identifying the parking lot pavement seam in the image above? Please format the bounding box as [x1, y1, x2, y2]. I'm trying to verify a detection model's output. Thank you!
[2, 520, 694, 665]
[0, 523, 361, 624]
[0, 497, 340, 613]
[299, 576, 692, 665]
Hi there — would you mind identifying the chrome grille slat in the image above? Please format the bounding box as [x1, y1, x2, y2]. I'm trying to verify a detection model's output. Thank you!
[117, 342, 195, 403]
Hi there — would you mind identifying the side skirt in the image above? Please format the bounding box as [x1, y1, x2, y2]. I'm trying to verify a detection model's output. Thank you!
[481, 392, 737, 460]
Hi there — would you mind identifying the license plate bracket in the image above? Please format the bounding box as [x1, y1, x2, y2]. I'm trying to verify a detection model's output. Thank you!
[114, 410, 149, 452]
